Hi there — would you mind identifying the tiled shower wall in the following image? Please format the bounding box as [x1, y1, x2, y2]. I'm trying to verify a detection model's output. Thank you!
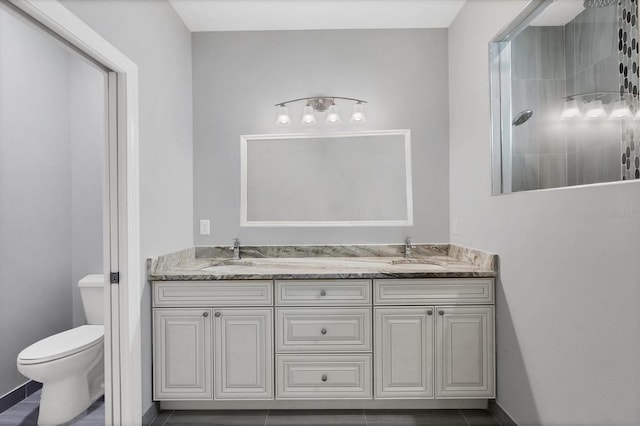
[565, 2, 620, 186]
[511, 1, 639, 190]
[511, 26, 568, 191]
[620, 0, 640, 181]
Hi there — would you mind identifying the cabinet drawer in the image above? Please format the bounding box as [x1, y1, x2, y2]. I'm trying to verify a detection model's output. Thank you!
[153, 281, 272, 307]
[276, 354, 372, 399]
[276, 308, 371, 352]
[275, 280, 371, 305]
[374, 279, 494, 305]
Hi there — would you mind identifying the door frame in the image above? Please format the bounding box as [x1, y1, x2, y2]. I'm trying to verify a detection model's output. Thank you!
[5, 0, 142, 424]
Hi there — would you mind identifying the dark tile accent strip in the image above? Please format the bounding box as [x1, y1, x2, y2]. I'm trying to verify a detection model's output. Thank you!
[142, 402, 159, 425]
[25, 381, 42, 397]
[0, 381, 41, 415]
[489, 400, 518, 426]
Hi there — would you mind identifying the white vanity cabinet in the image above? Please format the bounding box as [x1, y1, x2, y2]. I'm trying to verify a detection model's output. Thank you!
[153, 275, 495, 408]
[152, 281, 273, 401]
[374, 279, 495, 400]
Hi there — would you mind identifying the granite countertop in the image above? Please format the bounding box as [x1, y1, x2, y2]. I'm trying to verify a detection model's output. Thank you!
[149, 244, 497, 281]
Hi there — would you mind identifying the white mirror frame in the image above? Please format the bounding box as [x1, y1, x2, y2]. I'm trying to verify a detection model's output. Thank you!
[240, 129, 414, 227]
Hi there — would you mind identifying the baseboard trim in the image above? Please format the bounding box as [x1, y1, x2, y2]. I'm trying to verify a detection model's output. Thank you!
[142, 402, 159, 425]
[489, 400, 517, 426]
[0, 381, 42, 415]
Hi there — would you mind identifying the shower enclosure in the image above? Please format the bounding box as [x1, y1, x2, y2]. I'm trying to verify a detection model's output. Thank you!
[490, 0, 639, 193]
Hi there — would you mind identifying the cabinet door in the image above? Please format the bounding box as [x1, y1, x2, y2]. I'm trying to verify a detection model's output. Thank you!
[436, 306, 495, 398]
[214, 308, 273, 400]
[374, 307, 434, 399]
[153, 308, 212, 400]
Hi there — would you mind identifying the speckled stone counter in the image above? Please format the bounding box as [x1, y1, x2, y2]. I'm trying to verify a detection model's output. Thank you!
[149, 244, 497, 281]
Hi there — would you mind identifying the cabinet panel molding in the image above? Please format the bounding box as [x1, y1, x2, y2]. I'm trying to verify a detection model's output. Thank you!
[276, 354, 372, 399]
[153, 308, 212, 400]
[374, 307, 434, 399]
[374, 279, 494, 305]
[276, 280, 371, 305]
[154, 281, 273, 307]
[436, 306, 495, 398]
[214, 308, 274, 400]
[276, 308, 372, 352]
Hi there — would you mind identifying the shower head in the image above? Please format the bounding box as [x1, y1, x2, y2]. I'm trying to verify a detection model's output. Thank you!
[583, 0, 617, 8]
[512, 109, 533, 126]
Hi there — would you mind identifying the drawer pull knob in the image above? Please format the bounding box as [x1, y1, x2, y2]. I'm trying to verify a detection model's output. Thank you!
[214, 311, 221, 317]
[320, 290, 327, 296]
[321, 375, 328, 382]
[427, 310, 433, 316]
[203, 312, 209, 318]
[321, 328, 327, 335]
[438, 310, 445, 316]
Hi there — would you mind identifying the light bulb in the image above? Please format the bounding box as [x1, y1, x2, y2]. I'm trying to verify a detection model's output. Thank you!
[275, 105, 291, 126]
[559, 99, 581, 119]
[608, 100, 632, 120]
[301, 104, 317, 125]
[350, 102, 366, 123]
[325, 104, 341, 124]
[584, 100, 607, 120]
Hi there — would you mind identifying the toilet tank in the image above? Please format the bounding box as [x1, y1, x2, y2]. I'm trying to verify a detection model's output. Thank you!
[78, 274, 105, 325]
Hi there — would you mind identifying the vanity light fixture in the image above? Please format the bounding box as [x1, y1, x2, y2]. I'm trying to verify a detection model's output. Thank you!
[559, 99, 581, 120]
[274, 96, 367, 126]
[584, 100, 607, 120]
[608, 100, 632, 120]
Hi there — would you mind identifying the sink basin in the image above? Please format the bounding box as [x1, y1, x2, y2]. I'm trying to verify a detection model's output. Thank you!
[389, 258, 447, 267]
[202, 259, 254, 269]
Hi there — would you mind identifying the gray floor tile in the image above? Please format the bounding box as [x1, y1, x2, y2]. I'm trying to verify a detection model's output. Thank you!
[266, 409, 366, 425]
[0, 402, 39, 426]
[365, 409, 467, 426]
[149, 410, 172, 426]
[167, 409, 268, 425]
[461, 409, 500, 426]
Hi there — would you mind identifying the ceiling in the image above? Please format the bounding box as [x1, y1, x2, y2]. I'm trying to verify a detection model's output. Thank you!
[168, 0, 466, 32]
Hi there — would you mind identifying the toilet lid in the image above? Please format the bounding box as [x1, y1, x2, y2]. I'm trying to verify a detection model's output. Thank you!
[18, 325, 104, 364]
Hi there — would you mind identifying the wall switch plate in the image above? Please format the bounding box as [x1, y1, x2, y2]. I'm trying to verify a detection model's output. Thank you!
[452, 218, 460, 235]
[199, 219, 210, 235]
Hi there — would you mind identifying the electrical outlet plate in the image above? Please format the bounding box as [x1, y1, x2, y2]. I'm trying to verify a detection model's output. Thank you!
[199, 219, 210, 235]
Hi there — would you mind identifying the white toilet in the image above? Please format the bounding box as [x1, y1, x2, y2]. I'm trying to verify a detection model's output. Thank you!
[17, 274, 105, 426]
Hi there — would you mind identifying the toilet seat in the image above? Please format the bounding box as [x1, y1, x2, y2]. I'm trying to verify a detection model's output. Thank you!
[18, 325, 103, 365]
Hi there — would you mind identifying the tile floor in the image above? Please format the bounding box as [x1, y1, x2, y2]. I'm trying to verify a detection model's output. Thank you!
[149, 408, 503, 426]
[0, 393, 504, 426]
[0, 391, 104, 426]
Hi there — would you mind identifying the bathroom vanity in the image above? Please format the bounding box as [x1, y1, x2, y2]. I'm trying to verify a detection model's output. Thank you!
[149, 244, 496, 410]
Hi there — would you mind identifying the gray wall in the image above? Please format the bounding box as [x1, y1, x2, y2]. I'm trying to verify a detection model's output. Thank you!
[450, 1, 640, 425]
[59, 0, 194, 414]
[70, 57, 105, 327]
[0, 7, 104, 396]
[192, 29, 449, 246]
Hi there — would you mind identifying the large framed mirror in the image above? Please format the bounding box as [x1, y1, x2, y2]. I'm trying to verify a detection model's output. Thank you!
[490, 0, 639, 194]
[240, 130, 413, 227]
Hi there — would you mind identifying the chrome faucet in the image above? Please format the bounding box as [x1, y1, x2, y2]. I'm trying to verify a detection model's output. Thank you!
[404, 236, 413, 258]
[232, 238, 240, 260]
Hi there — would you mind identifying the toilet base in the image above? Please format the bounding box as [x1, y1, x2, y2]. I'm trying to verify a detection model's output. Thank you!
[38, 375, 91, 426]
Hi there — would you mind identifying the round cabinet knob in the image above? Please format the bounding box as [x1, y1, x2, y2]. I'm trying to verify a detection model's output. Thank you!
[320, 290, 327, 296]
[203, 312, 209, 318]
[321, 328, 327, 335]
[321, 375, 328, 382]
[438, 310, 445, 316]
[214, 311, 221, 317]
[427, 310, 433, 316]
